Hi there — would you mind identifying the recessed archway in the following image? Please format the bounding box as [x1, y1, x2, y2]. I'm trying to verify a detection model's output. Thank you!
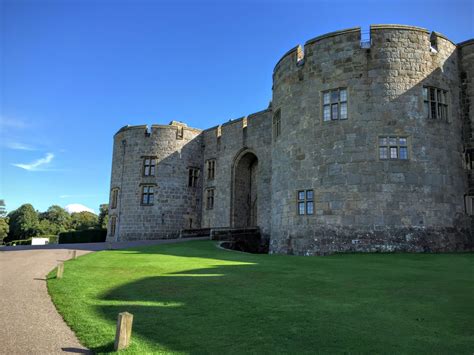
[231, 150, 258, 228]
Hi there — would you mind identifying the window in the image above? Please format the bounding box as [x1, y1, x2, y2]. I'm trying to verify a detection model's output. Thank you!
[206, 188, 215, 210]
[176, 126, 184, 139]
[379, 136, 408, 160]
[423, 87, 448, 120]
[110, 216, 116, 236]
[323, 88, 348, 121]
[143, 157, 156, 176]
[188, 168, 200, 187]
[465, 195, 474, 215]
[207, 159, 216, 180]
[141, 185, 154, 205]
[111, 188, 119, 209]
[273, 109, 281, 139]
[297, 190, 314, 215]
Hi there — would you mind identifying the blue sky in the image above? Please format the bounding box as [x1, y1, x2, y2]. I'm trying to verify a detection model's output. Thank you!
[1, 0, 473, 214]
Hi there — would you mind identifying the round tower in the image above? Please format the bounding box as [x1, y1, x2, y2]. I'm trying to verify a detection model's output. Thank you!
[107, 122, 203, 241]
[271, 25, 471, 255]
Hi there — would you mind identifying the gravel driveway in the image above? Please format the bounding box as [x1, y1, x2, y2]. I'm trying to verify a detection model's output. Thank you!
[0, 238, 207, 354]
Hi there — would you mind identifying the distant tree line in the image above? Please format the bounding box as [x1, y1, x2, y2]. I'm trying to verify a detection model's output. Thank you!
[0, 200, 109, 244]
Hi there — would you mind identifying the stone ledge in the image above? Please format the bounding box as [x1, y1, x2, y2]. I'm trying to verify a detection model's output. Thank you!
[370, 24, 430, 34]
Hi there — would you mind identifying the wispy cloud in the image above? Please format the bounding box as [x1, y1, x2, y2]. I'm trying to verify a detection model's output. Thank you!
[4, 141, 37, 151]
[12, 153, 55, 171]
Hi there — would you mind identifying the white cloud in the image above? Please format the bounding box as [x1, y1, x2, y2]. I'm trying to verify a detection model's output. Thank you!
[4, 141, 37, 151]
[64, 203, 96, 214]
[12, 153, 54, 171]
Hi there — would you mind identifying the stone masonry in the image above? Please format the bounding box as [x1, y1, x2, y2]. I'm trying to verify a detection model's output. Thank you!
[107, 25, 474, 255]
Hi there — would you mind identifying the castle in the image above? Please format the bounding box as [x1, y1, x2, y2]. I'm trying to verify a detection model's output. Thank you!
[107, 25, 474, 255]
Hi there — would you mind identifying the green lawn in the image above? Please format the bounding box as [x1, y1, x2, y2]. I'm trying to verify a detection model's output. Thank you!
[47, 241, 474, 354]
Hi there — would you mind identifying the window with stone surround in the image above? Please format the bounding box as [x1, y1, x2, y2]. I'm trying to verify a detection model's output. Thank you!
[206, 188, 215, 210]
[188, 167, 200, 187]
[465, 195, 474, 215]
[111, 188, 119, 209]
[423, 87, 448, 120]
[110, 216, 117, 236]
[207, 159, 216, 180]
[273, 109, 281, 140]
[297, 190, 314, 215]
[176, 126, 184, 139]
[143, 157, 156, 176]
[141, 185, 154, 205]
[322, 88, 348, 121]
[379, 136, 408, 160]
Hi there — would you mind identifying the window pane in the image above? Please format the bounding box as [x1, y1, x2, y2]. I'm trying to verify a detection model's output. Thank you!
[145, 159, 150, 165]
[323, 92, 330, 105]
[142, 195, 148, 204]
[431, 102, 437, 119]
[306, 201, 314, 215]
[151, 159, 156, 166]
[390, 147, 398, 159]
[323, 105, 331, 121]
[148, 194, 154, 204]
[399, 147, 408, 160]
[340, 103, 347, 119]
[379, 147, 388, 159]
[144, 166, 149, 176]
[430, 88, 436, 101]
[379, 137, 388, 146]
[298, 191, 305, 201]
[424, 102, 430, 118]
[331, 104, 339, 120]
[331, 90, 339, 103]
[150, 166, 155, 175]
[399, 138, 407, 146]
[422, 87, 428, 100]
[306, 190, 313, 200]
[143, 186, 149, 193]
[437, 90, 442, 103]
[149, 187, 154, 193]
[298, 202, 305, 215]
[340, 89, 347, 102]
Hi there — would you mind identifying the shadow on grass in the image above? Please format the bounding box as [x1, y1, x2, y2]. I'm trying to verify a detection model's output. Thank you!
[79, 242, 473, 354]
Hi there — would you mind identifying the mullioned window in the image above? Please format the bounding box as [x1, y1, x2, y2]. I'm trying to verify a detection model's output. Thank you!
[322, 88, 348, 121]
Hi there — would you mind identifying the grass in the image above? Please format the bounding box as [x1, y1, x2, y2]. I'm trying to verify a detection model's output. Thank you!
[47, 240, 473, 354]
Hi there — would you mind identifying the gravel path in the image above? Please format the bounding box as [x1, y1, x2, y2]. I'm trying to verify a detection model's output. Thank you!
[0, 238, 208, 354]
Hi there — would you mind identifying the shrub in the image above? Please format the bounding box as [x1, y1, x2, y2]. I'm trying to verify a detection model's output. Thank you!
[58, 229, 107, 244]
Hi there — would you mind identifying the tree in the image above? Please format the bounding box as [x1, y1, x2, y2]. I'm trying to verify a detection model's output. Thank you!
[70, 211, 98, 231]
[0, 217, 9, 244]
[39, 205, 71, 234]
[7, 204, 39, 241]
[98, 204, 109, 229]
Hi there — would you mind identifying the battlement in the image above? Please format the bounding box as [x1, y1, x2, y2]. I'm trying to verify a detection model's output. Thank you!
[273, 24, 459, 79]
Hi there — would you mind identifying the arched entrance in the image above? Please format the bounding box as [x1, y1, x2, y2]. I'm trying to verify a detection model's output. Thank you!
[232, 151, 258, 228]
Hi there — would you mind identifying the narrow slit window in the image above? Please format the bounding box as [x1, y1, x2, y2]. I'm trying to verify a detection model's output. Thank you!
[273, 109, 281, 140]
[110, 216, 116, 236]
[111, 188, 119, 209]
[206, 188, 215, 210]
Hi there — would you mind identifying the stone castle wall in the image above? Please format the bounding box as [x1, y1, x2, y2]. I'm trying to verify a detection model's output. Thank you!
[108, 123, 202, 240]
[108, 24, 473, 254]
[271, 25, 471, 255]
